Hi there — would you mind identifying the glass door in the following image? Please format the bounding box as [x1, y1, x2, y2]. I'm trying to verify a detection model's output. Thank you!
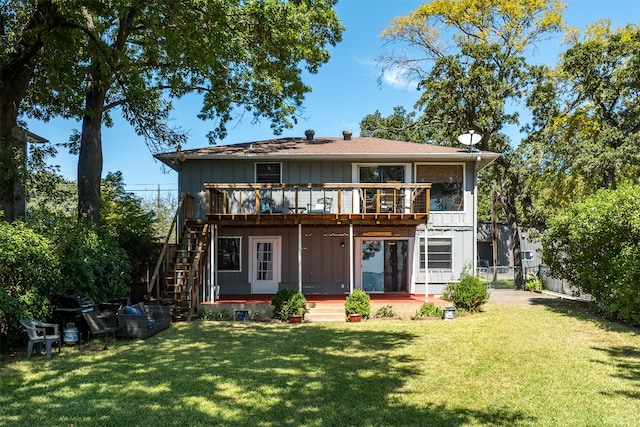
[361, 239, 408, 292]
[249, 236, 281, 294]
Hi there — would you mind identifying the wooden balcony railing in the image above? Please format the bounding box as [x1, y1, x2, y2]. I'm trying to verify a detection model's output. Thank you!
[203, 183, 431, 222]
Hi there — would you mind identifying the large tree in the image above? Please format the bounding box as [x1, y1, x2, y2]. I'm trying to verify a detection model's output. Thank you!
[374, 0, 565, 287]
[24, 0, 343, 223]
[0, 0, 65, 221]
[524, 20, 640, 217]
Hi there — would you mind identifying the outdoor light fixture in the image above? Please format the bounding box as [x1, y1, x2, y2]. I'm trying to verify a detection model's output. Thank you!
[457, 130, 482, 152]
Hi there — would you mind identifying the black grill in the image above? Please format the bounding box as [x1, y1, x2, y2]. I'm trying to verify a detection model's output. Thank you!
[52, 295, 95, 343]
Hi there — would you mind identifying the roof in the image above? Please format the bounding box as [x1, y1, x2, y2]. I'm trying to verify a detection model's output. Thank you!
[155, 135, 501, 171]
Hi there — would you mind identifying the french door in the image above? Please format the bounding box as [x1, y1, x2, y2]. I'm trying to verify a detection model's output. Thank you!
[249, 236, 281, 294]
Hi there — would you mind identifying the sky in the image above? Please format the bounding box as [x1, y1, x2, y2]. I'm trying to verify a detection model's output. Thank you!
[24, 0, 640, 202]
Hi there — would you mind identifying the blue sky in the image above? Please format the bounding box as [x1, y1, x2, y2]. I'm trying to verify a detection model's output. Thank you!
[24, 0, 640, 201]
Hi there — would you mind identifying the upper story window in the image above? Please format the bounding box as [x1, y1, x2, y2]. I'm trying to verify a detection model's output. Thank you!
[256, 163, 281, 183]
[416, 164, 464, 211]
[359, 165, 405, 183]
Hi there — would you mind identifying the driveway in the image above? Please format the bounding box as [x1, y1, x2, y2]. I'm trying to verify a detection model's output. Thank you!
[487, 289, 585, 306]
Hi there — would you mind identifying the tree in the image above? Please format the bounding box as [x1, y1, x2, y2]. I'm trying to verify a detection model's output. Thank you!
[375, 0, 565, 287]
[543, 184, 640, 325]
[524, 20, 640, 216]
[0, 0, 65, 221]
[24, 0, 343, 224]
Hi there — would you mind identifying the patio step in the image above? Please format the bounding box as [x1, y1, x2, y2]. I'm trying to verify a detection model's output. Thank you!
[305, 304, 345, 322]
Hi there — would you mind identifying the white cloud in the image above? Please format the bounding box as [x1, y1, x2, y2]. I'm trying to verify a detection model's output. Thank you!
[381, 66, 418, 91]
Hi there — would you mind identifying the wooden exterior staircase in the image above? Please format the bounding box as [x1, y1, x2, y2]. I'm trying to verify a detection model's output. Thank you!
[148, 194, 210, 321]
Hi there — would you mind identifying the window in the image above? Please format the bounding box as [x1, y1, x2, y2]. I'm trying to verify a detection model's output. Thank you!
[416, 164, 464, 211]
[218, 237, 241, 271]
[427, 238, 452, 269]
[256, 163, 281, 183]
[359, 165, 405, 183]
[521, 251, 534, 261]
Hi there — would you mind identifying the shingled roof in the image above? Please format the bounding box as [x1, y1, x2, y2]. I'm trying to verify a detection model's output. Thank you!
[155, 135, 500, 170]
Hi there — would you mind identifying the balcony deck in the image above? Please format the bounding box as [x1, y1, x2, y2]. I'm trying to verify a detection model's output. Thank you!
[204, 183, 431, 226]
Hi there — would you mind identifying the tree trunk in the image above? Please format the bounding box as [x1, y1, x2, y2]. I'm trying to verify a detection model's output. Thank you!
[77, 81, 106, 224]
[491, 188, 499, 282]
[500, 189, 524, 289]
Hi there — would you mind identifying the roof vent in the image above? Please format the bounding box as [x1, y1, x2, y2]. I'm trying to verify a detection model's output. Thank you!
[305, 129, 315, 141]
[342, 130, 352, 141]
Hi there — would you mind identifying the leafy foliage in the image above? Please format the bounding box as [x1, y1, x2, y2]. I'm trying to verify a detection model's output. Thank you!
[543, 184, 640, 325]
[445, 275, 490, 312]
[271, 288, 295, 320]
[101, 172, 160, 282]
[345, 289, 371, 319]
[525, 22, 640, 217]
[414, 303, 444, 319]
[374, 305, 396, 318]
[0, 221, 61, 345]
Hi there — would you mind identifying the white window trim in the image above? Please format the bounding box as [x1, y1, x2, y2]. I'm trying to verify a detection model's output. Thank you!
[426, 237, 454, 271]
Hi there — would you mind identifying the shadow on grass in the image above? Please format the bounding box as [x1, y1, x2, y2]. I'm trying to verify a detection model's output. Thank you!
[0, 322, 535, 426]
[592, 345, 640, 400]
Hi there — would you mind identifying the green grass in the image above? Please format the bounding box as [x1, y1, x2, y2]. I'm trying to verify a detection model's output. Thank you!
[2, 302, 640, 426]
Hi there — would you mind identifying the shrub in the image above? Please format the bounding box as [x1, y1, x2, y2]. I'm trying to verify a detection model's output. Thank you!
[414, 303, 444, 319]
[271, 288, 295, 320]
[286, 292, 308, 317]
[543, 183, 640, 325]
[524, 275, 544, 293]
[449, 275, 490, 312]
[0, 221, 61, 349]
[345, 289, 370, 319]
[375, 304, 395, 318]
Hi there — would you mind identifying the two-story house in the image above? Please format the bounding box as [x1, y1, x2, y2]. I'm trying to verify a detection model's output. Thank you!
[152, 132, 498, 313]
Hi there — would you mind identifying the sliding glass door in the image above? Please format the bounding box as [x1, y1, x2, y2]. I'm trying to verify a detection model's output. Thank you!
[361, 239, 408, 292]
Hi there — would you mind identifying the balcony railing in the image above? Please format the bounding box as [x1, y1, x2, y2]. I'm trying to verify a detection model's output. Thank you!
[203, 183, 431, 223]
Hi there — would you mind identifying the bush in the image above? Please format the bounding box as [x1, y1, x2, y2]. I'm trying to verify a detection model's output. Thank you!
[286, 292, 308, 317]
[414, 303, 444, 318]
[345, 289, 370, 319]
[375, 304, 395, 318]
[271, 288, 295, 320]
[0, 221, 61, 349]
[448, 275, 490, 312]
[543, 183, 640, 325]
[524, 275, 544, 293]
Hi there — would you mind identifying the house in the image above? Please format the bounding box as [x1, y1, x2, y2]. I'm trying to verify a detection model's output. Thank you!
[13, 129, 48, 219]
[152, 132, 499, 314]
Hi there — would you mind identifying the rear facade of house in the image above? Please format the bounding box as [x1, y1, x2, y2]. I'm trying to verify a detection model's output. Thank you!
[153, 133, 498, 309]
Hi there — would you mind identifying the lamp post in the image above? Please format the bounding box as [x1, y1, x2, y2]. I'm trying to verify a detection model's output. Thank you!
[457, 130, 483, 281]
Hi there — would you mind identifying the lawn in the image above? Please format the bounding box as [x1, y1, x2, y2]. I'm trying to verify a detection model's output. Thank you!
[1, 301, 639, 426]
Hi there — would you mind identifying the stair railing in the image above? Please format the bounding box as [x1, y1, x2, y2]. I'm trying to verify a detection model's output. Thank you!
[184, 223, 210, 320]
[148, 193, 196, 300]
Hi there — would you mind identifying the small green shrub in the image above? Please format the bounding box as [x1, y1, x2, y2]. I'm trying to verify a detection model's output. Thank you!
[286, 292, 308, 317]
[450, 275, 490, 312]
[524, 276, 544, 293]
[375, 304, 395, 318]
[414, 303, 444, 319]
[270, 289, 306, 320]
[345, 289, 370, 319]
[271, 288, 296, 320]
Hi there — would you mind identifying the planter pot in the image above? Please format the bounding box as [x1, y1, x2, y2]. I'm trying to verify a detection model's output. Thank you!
[348, 314, 362, 322]
[289, 315, 302, 324]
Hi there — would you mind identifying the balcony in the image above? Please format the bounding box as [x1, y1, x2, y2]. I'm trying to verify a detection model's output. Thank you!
[204, 183, 431, 226]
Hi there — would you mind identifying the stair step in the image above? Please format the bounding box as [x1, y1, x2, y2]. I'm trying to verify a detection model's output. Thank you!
[304, 305, 345, 322]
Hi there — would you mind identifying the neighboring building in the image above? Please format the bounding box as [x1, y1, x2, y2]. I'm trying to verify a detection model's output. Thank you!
[153, 133, 499, 307]
[477, 222, 542, 278]
[13, 129, 48, 219]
